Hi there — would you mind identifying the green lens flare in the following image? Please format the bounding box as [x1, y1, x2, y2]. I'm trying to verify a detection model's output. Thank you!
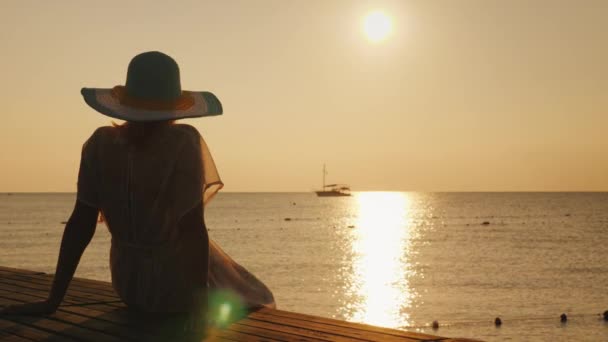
[208, 289, 246, 328]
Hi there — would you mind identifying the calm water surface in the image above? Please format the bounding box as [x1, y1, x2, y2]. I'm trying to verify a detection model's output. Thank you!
[1, 192, 607, 341]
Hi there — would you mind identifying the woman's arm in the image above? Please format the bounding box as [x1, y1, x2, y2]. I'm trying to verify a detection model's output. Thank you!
[0, 200, 98, 315]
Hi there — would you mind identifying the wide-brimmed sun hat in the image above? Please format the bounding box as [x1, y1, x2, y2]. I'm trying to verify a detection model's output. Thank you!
[81, 51, 222, 122]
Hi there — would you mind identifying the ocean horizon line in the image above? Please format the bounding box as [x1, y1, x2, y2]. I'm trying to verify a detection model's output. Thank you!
[2, 190, 607, 194]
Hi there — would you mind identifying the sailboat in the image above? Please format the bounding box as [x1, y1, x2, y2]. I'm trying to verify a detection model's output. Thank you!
[315, 164, 351, 197]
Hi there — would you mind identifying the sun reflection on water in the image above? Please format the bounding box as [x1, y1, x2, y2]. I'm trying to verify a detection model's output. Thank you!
[345, 192, 416, 328]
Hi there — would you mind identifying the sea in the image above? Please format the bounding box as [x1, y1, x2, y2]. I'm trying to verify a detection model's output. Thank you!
[1, 192, 607, 341]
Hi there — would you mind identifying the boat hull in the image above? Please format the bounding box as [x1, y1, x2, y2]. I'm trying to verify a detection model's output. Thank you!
[315, 191, 351, 197]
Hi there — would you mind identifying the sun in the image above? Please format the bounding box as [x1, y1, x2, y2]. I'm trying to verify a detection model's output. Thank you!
[363, 10, 392, 42]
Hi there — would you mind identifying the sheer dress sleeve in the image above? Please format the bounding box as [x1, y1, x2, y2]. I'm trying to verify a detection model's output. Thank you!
[199, 134, 223, 206]
[174, 127, 223, 220]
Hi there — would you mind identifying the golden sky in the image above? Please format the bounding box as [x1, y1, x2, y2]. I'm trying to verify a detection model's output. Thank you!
[1, 0, 607, 192]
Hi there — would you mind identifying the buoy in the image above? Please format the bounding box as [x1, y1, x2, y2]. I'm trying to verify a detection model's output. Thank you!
[432, 320, 439, 329]
[560, 313, 567, 322]
[481, 221, 490, 225]
[348, 225, 355, 228]
[284, 218, 292, 221]
[603, 310, 608, 321]
[494, 317, 502, 326]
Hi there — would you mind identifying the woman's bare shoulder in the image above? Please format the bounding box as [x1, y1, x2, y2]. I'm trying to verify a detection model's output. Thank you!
[172, 123, 200, 134]
[93, 126, 120, 135]
[171, 124, 202, 142]
[83, 126, 115, 144]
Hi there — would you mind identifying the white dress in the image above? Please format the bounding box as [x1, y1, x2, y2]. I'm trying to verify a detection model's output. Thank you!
[76, 123, 275, 313]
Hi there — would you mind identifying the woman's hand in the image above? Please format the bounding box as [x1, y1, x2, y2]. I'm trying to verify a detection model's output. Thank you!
[0, 300, 58, 316]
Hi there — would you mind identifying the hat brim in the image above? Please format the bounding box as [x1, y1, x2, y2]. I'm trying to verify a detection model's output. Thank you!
[81, 88, 222, 122]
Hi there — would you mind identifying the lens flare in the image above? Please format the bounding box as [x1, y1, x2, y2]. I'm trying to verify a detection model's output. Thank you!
[208, 289, 246, 328]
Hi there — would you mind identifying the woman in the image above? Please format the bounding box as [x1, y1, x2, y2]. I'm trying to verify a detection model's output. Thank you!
[0, 52, 275, 325]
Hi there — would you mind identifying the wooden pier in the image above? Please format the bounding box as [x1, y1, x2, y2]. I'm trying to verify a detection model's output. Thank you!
[0, 266, 476, 341]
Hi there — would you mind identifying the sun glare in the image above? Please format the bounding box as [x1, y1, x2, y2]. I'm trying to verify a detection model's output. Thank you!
[363, 10, 392, 42]
[344, 192, 416, 328]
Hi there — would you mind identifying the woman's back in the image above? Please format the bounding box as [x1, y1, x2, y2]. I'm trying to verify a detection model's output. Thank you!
[78, 123, 222, 312]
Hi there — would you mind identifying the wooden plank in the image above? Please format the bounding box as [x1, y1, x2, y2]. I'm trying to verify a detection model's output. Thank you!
[0, 276, 125, 308]
[0, 286, 129, 325]
[1, 314, 128, 342]
[230, 320, 329, 342]
[240, 312, 437, 342]
[0, 270, 119, 298]
[0, 332, 35, 342]
[209, 329, 278, 342]
[0, 266, 46, 276]
[254, 308, 444, 341]
[1, 318, 78, 342]
[0, 277, 120, 307]
[0, 290, 148, 341]
[0, 269, 115, 294]
[235, 318, 365, 342]
[0, 280, 125, 319]
[1, 287, 130, 342]
[0, 277, 123, 308]
[0, 268, 117, 292]
[244, 312, 424, 342]
[228, 324, 318, 342]
[1, 297, 78, 342]
[0, 317, 129, 342]
[0, 271, 120, 299]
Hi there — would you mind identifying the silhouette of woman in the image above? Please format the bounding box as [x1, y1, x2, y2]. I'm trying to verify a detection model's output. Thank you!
[0, 52, 275, 329]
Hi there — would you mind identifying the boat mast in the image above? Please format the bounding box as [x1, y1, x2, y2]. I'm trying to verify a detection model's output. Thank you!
[322, 164, 326, 189]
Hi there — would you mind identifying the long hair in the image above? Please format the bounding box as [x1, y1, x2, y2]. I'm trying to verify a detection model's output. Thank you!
[113, 120, 175, 145]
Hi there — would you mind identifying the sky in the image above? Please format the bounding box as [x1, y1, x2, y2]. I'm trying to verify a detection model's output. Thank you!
[1, 0, 607, 192]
